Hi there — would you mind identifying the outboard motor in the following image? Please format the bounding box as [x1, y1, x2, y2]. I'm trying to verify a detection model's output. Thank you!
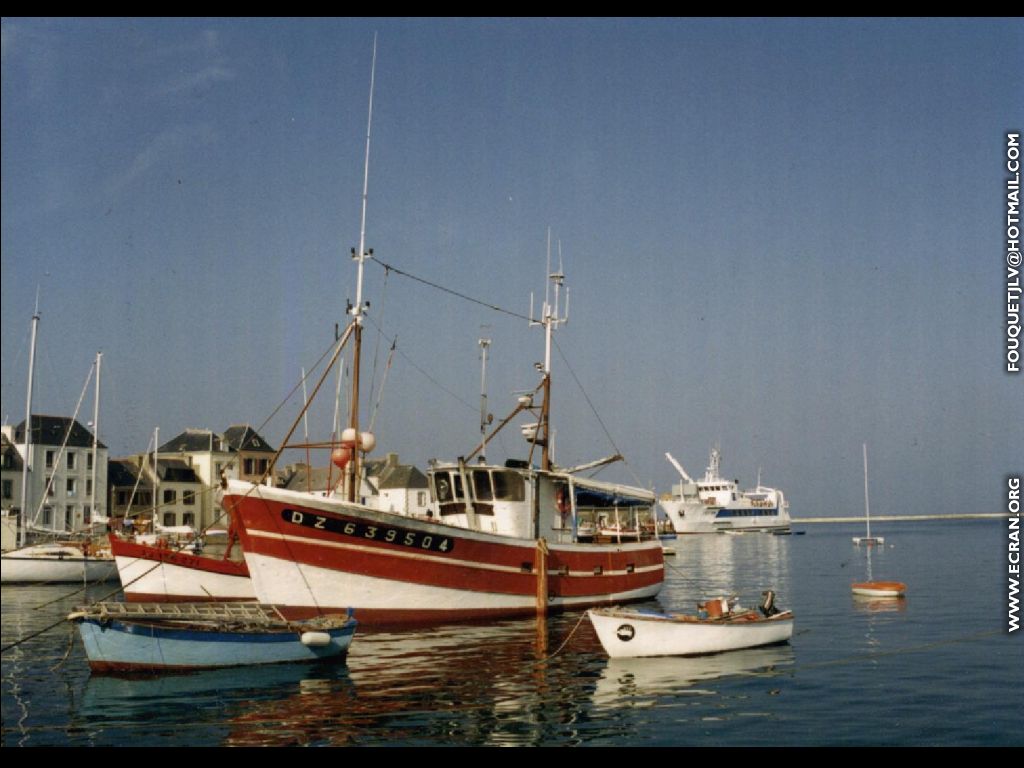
[760, 589, 780, 617]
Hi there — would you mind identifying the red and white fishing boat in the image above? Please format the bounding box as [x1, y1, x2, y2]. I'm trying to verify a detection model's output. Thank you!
[109, 531, 254, 602]
[221, 261, 664, 623]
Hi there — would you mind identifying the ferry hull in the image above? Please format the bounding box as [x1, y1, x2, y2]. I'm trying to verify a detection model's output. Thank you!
[225, 482, 664, 625]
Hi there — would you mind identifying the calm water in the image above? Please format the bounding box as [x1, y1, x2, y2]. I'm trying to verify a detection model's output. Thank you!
[2, 520, 1019, 746]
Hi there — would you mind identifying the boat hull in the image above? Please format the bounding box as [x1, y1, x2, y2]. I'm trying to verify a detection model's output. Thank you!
[660, 501, 792, 535]
[109, 534, 254, 602]
[588, 608, 794, 658]
[851, 581, 906, 597]
[75, 610, 355, 673]
[225, 481, 664, 625]
[1, 545, 117, 584]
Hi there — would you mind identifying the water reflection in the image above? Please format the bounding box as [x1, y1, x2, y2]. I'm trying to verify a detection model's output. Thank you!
[592, 645, 796, 707]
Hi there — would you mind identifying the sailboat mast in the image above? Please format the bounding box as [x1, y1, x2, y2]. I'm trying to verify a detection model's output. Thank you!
[347, 34, 377, 503]
[863, 443, 871, 540]
[90, 351, 102, 526]
[18, 302, 40, 548]
[153, 427, 159, 531]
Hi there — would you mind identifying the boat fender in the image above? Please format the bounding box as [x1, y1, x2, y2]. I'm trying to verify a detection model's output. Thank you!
[301, 631, 332, 647]
[760, 590, 780, 617]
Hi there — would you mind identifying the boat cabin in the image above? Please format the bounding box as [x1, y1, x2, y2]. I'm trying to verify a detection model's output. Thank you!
[427, 460, 657, 543]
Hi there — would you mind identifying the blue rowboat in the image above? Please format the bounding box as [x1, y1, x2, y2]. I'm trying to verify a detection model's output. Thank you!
[69, 602, 356, 674]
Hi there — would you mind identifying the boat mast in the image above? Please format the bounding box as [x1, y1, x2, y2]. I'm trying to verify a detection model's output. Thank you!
[89, 351, 103, 526]
[346, 34, 377, 503]
[529, 231, 568, 472]
[478, 331, 491, 463]
[153, 427, 159, 531]
[17, 298, 40, 548]
[863, 443, 871, 540]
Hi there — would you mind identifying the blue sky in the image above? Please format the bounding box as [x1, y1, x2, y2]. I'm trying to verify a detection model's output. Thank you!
[2, 18, 1021, 517]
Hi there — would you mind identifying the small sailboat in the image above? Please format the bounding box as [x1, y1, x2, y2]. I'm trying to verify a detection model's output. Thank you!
[1, 322, 116, 584]
[852, 444, 884, 546]
[588, 591, 794, 658]
[851, 444, 905, 598]
[68, 601, 356, 674]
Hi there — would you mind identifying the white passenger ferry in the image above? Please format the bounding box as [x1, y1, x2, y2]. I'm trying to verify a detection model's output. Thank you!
[659, 447, 791, 534]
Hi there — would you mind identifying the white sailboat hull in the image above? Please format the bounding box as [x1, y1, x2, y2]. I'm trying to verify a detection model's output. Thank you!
[1, 544, 117, 584]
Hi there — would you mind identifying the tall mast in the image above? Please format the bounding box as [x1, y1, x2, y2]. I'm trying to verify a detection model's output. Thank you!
[529, 232, 568, 471]
[863, 443, 871, 540]
[90, 351, 103, 525]
[153, 427, 159, 531]
[478, 331, 491, 463]
[17, 298, 40, 548]
[346, 33, 377, 502]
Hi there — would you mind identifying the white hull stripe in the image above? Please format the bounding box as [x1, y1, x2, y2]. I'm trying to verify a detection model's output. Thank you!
[246, 528, 662, 579]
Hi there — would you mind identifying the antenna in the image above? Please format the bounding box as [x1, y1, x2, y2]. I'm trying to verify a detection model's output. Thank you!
[351, 32, 377, 324]
[478, 328, 492, 463]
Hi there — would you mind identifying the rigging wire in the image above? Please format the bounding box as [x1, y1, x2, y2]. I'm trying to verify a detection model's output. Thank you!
[368, 256, 536, 323]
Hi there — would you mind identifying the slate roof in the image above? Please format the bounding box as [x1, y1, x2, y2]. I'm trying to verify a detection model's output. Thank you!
[158, 429, 230, 454]
[108, 459, 146, 488]
[223, 425, 275, 453]
[13, 415, 106, 450]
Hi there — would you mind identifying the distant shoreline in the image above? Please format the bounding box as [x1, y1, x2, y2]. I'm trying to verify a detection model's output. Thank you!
[793, 513, 1008, 523]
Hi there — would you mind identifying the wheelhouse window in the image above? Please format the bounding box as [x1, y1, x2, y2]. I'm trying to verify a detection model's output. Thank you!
[472, 470, 493, 501]
[492, 470, 525, 502]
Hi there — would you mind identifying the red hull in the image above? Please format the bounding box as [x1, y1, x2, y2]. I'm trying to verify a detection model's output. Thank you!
[226, 484, 664, 625]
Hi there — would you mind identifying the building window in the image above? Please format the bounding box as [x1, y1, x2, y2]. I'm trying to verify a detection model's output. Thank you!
[47, 478, 55, 497]
[163, 489, 177, 504]
[162, 512, 177, 527]
[86, 479, 93, 497]
[45, 450, 55, 469]
[42, 505, 53, 525]
[67, 452, 76, 470]
[84, 505, 91, 524]
[117, 490, 128, 506]
[2, 480, 11, 500]
[66, 505, 75, 528]
[66, 478, 76, 497]
[244, 458, 254, 475]
[87, 453, 94, 471]
[183, 512, 195, 527]
[417, 491, 427, 507]
[183, 490, 195, 506]
[138, 491, 152, 507]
